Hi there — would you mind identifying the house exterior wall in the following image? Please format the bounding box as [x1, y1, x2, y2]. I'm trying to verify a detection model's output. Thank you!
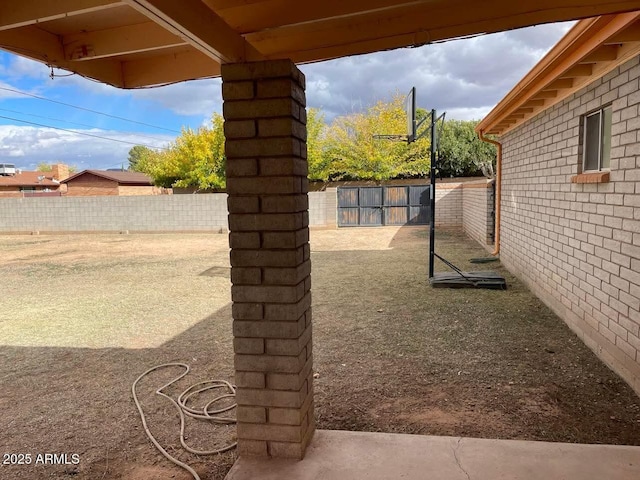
[65, 173, 118, 196]
[117, 185, 165, 196]
[0, 186, 23, 198]
[0, 185, 62, 198]
[499, 55, 640, 394]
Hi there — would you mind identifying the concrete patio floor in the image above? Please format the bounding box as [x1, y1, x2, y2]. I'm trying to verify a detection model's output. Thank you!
[225, 430, 640, 480]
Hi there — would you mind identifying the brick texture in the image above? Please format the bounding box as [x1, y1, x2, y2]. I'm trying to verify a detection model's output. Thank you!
[222, 59, 314, 458]
[499, 55, 640, 395]
[462, 180, 495, 247]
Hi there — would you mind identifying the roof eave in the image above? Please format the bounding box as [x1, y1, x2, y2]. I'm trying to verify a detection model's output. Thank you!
[477, 12, 640, 137]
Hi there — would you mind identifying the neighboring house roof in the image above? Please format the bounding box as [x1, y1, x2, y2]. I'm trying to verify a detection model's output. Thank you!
[0, 171, 61, 188]
[477, 12, 640, 136]
[61, 170, 153, 186]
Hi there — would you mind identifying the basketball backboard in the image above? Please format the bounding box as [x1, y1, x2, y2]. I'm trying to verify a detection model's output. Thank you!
[405, 87, 416, 143]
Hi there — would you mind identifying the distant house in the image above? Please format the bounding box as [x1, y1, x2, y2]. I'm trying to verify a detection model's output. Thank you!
[476, 14, 640, 395]
[0, 163, 69, 197]
[61, 170, 168, 196]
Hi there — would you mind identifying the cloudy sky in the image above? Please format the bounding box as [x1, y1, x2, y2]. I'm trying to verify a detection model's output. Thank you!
[0, 21, 574, 171]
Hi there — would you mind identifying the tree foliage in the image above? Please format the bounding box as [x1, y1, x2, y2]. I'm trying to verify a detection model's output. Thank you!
[437, 120, 496, 177]
[316, 95, 431, 181]
[127, 95, 496, 189]
[133, 114, 226, 190]
[128, 145, 155, 172]
[306, 108, 331, 181]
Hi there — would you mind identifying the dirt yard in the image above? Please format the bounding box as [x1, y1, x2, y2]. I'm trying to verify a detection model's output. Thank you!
[1, 227, 639, 480]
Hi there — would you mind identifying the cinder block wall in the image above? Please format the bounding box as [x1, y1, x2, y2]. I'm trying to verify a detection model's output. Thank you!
[500, 56, 640, 394]
[0, 195, 228, 232]
[462, 180, 494, 248]
[308, 188, 337, 227]
[435, 183, 463, 228]
[0, 191, 337, 232]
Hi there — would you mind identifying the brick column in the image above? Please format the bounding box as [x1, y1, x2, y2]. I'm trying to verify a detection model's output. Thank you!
[221, 59, 314, 459]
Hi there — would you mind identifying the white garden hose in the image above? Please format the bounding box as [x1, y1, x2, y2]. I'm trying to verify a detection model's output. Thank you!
[132, 363, 237, 480]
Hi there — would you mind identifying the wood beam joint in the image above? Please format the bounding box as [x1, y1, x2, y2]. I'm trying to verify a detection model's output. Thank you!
[123, 0, 261, 63]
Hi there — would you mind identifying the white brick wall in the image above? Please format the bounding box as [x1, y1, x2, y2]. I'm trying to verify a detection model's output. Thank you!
[500, 55, 640, 394]
[462, 180, 494, 248]
[435, 184, 463, 228]
[308, 188, 337, 227]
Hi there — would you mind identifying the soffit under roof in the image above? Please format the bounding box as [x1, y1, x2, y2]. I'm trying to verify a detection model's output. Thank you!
[2, 1, 640, 88]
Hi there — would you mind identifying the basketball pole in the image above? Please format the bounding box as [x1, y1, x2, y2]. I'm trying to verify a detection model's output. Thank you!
[429, 108, 436, 280]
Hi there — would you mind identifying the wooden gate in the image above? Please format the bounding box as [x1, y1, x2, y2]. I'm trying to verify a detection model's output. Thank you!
[337, 185, 430, 226]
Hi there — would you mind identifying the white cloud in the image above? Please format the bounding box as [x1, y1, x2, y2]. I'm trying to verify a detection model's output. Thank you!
[2, 55, 221, 118]
[301, 21, 575, 120]
[0, 125, 173, 170]
[130, 78, 222, 118]
[0, 20, 576, 168]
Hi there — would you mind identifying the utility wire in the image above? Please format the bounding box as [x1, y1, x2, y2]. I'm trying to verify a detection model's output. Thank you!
[0, 86, 180, 134]
[0, 107, 170, 144]
[0, 114, 169, 150]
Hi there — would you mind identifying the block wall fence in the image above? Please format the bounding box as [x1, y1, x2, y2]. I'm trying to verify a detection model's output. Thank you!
[500, 55, 640, 395]
[0, 180, 494, 239]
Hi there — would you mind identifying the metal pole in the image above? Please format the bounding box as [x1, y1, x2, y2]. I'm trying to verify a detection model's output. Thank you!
[429, 108, 436, 279]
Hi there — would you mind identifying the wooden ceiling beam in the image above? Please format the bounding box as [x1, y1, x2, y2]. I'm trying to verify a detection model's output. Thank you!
[543, 78, 574, 90]
[606, 21, 640, 43]
[63, 21, 187, 61]
[207, 0, 427, 34]
[123, 0, 261, 63]
[245, 1, 640, 60]
[122, 49, 220, 87]
[0, 0, 122, 32]
[532, 90, 558, 99]
[580, 44, 619, 62]
[559, 63, 593, 78]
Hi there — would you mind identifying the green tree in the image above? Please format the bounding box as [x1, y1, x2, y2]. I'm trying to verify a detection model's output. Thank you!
[135, 114, 226, 190]
[128, 145, 155, 172]
[437, 120, 496, 177]
[307, 108, 331, 181]
[321, 94, 431, 181]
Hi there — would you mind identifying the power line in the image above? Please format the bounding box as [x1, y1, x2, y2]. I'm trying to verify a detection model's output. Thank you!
[0, 107, 171, 144]
[0, 114, 169, 150]
[0, 86, 180, 134]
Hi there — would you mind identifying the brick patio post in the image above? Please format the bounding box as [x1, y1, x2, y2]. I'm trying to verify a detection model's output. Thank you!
[221, 59, 314, 459]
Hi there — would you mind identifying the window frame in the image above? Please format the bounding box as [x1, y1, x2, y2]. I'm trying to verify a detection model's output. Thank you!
[582, 105, 612, 173]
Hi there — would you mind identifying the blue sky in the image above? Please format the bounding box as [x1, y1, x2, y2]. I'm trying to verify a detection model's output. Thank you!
[0, 21, 574, 171]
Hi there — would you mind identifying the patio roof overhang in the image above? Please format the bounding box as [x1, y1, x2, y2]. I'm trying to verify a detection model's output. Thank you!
[2, 1, 640, 89]
[477, 11, 640, 136]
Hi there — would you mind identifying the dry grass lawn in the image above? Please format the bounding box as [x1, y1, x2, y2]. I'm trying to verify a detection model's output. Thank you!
[1, 227, 639, 480]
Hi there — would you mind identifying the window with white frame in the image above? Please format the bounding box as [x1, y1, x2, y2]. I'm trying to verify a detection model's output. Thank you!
[582, 105, 612, 172]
